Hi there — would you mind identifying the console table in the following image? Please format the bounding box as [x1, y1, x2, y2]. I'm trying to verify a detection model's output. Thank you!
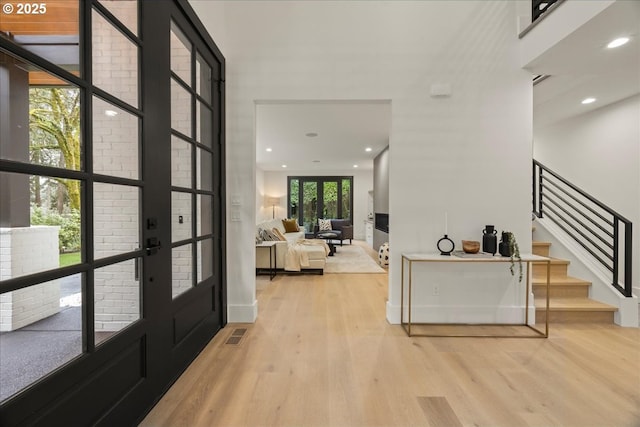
[401, 252, 551, 338]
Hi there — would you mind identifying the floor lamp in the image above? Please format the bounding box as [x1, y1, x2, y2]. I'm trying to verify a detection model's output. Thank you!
[266, 197, 280, 219]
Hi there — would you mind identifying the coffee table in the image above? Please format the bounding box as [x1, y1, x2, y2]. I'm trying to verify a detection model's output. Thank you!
[315, 232, 338, 256]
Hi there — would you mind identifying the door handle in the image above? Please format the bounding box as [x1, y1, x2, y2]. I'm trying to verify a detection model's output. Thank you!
[146, 237, 162, 255]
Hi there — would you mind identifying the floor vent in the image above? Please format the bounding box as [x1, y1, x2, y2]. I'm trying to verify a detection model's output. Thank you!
[225, 328, 247, 345]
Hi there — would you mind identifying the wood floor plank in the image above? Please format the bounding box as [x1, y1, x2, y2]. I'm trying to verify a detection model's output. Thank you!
[140, 244, 640, 427]
[417, 396, 463, 427]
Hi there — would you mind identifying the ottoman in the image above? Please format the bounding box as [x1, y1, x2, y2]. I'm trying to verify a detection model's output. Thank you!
[301, 244, 327, 272]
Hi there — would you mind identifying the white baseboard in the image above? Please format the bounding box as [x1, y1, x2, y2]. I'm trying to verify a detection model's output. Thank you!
[227, 301, 258, 323]
[386, 301, 401, 324]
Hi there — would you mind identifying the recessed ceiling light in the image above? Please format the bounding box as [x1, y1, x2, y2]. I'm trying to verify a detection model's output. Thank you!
[607, 37, 629, 49]
[353, 164, 358, 168]
[365, 147, 372, 152]
[104, 110, 118, 117]
[305, 132, 318, 138]
[581, 97, 596, 105]
[281, 164, 287, 168]
[266, 148, 272, 152]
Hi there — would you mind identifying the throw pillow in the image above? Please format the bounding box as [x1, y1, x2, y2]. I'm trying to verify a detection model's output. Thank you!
[282, 218, 299, 233]
[259, 228, 280, 241]
[318, 218, 332, 231]
[272, 228, 287, 241]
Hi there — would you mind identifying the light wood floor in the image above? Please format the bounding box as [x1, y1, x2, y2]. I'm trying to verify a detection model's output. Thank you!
[141, 242, 640, 427]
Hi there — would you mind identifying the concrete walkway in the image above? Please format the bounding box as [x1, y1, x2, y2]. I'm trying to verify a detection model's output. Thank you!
[0, 274, 82, 402]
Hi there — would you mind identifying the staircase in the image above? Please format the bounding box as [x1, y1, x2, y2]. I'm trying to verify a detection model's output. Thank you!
[532, 241, 617, 323]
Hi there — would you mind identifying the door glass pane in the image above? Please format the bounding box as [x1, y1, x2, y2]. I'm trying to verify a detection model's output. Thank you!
[289, 179, 299, 219]
[196, 100, 212, 149]
[93, 96, 139, 179]
[323, 181, 337, 218]
[0, 172, 82, 279]
[196, 148, 212, 191]
[172, 244, 192, 299]
[171, 136, 192, 188]
[196, 52, 211, 103]
[30, 85, 82, 171]
[171, 191, 192, 243]
[0, 52, 81, 171]
[94, 183, 139, 259]
[94, 258, 141, 346]
[302, 181, 318, 233]
[98, 0, 138, 36]
[197, 194, 212, 236]
[0, 274, 83, 403]
[197, 238, 213, 283]
[342, 178, 351, 219]
[170, 21, 191, 85]
[171, 78, 192, 137]
[0, 2, 80, 72]
[92, 9, 139, 107]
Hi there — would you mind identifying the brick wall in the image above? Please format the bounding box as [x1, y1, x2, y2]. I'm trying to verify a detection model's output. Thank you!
[0, 227, 60, 331]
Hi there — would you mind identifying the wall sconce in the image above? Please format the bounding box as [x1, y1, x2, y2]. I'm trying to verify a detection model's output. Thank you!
[265, 196, 280, 219]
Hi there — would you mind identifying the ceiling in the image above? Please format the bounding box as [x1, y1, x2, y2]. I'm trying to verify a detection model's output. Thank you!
[256, 1, 638, 172]
[256, 101, 391, 172]
[528, 0, 640, 129]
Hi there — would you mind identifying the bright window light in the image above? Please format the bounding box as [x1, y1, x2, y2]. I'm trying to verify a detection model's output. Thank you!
[266, 148, 272, 152]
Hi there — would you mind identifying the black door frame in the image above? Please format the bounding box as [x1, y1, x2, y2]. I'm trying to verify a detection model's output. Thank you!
[0, 1, 225, 425]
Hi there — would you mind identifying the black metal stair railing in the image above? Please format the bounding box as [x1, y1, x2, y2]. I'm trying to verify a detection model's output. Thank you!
[532, 0, 559, 22]
[533, 160, 633, 297]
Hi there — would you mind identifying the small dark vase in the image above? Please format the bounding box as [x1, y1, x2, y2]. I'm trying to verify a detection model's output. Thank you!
[482, 225, 497, 255]
[499, 232, 512, 257]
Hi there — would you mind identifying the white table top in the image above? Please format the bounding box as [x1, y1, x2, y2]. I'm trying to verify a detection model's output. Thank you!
[256, 241, 279, 247]
[401, 252, 549, 262]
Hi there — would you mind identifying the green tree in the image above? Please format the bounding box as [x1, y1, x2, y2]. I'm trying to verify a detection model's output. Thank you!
[29, 87, 81, 211]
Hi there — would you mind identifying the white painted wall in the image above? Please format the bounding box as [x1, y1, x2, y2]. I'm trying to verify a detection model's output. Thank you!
[255, 167, 265, 224]
[534, 94, 640, 296]
[259, 169, 373, 240]
[190, 1, 533, 324]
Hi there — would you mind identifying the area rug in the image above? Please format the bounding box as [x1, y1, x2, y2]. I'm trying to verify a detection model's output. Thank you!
[324, 244, 386, 273]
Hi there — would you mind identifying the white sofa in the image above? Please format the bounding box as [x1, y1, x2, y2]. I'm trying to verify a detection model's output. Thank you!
[256, 218, 326, 273]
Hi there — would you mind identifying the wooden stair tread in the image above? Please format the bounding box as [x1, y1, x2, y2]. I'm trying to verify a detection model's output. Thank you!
[532, 258, 569, 265]
[532, 276, 591, 285]
[535, 297, 617, 312]
[532, 241, 551, 248]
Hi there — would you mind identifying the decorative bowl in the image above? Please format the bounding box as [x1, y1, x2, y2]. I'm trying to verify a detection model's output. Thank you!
[462, 240, 480, 254]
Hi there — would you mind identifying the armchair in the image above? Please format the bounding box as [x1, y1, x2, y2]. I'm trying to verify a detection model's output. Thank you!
[314, 218, 353, 245]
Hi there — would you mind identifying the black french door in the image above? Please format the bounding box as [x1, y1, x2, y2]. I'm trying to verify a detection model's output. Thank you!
[288, 176, 353, 232]
[0, 1, 225, 425]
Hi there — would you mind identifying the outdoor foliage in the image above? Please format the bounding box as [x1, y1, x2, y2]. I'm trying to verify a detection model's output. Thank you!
[29, 87, 81, 212]
[30, 205, 81, 253]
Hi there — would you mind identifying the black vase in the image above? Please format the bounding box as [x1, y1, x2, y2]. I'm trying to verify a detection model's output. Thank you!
[499, 232, 512, 257]
[482, 225, 497, 255]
